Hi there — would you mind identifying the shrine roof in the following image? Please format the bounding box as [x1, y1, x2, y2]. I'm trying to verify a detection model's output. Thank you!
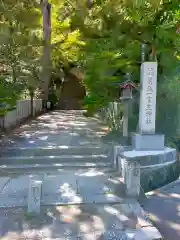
[120, 80, 137, 89]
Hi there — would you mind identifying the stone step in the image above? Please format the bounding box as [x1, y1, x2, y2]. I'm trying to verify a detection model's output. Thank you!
[0, 167, 116, 176]
[0, 154, 110, 165]
[1, 139, 105, 148]
[0, 146, 109, 157]
[0, 162, 113, 172]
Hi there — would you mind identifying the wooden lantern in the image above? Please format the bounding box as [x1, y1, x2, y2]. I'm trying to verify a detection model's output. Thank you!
[120, 81, 137, 100]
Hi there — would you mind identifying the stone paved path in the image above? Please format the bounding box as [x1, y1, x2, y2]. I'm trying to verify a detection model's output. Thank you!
[0, 111, 162, 239]
[143, 178, 180, 240]
[0, 110, 113, 172]
[0, 202, 162, 240]
[0, 169, 125, 208]
[0, 110, 107, 148]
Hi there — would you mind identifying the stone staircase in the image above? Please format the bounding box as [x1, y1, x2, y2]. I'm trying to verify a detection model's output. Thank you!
[0, 144, 114, 173]
[0, 111, 163, 239]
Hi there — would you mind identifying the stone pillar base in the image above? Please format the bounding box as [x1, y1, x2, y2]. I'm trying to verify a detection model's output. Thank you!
[132, 133, 165, 151]
[115, 146, 176, 196]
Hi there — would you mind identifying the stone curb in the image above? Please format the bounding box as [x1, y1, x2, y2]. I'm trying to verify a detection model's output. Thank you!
[146, 177, 180, 196]
[129, 201, 163, 239]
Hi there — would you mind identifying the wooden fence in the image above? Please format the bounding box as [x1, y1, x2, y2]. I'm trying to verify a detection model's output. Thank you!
[0, 99, 42, 130]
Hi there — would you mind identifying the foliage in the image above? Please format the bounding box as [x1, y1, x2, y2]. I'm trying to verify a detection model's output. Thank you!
[99, 102, 123, 131]
[0, 77, 18, 116]
[0, 0, 180, 123]
[75, 0, 180, 113]
[50, 0, 85, 75]
[48, 87, 58, 105]
[156, 74, 180, 140]
[0, 0, 42, 115]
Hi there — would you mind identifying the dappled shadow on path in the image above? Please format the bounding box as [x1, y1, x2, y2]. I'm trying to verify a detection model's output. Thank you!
[0, 169, 140, 240]
[0, 111, 108, 149]
[143, 179, 180, 240]
[0, 203, 137, 239]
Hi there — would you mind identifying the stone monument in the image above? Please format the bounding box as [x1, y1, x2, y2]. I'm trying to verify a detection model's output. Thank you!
[115, 61, 177, 196]
[132, 62, 164, 150]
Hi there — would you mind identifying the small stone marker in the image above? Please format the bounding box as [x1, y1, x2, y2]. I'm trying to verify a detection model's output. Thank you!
[28, 177, 42, 214]
[122, 159, 140, 197]
[139, 62, 158, 134]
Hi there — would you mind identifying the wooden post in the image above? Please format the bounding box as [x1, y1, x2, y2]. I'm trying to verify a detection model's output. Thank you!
[28, 87, 34, 116]
[123, 101, 129, 137]
[121, 88, 131, 137]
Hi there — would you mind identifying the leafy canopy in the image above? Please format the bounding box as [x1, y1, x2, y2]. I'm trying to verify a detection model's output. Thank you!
[0, 0, 42, 114]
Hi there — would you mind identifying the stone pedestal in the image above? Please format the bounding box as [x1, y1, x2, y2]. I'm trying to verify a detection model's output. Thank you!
[132, 133, 165, 151]
[115, 147, 177, 196]
[114, 62, 178, 195]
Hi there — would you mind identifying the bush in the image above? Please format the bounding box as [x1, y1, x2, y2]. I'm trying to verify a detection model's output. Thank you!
[128, 75, 180, 147]
[99, 102, 123, 131]
[156, 75, 180, 142]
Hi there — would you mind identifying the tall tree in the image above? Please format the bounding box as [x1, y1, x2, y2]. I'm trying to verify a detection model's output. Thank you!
[0, 0, 42, 113]
[76, 0, 180, 112]
[50, 0, 85, 75]
[43, 1, 180, 113]
[40, 0, 52, 101]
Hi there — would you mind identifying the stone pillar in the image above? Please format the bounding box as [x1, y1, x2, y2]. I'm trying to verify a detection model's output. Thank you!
[117, 156, 140, 197]
[139, 62, 157, 134]
[132, 61, 165, 151]
[114, 145, 124, 169]
[28, 177, 42, 214]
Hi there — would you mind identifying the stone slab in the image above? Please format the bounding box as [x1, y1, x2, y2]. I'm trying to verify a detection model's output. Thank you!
[0, 196, 27, 208]
[77, 175, 112, 195]
[42, 172, 78, 195]
[0, 175, 29, 196]
[132, 133, 164, 151]
[41, 193, 83, 205]
[82, 193, 123, 204]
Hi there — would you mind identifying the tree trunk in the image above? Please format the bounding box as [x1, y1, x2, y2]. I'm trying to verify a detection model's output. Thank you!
[41, 40, 51, 101]
[41, 1, 51, 102]
[30, 92, 34, 116]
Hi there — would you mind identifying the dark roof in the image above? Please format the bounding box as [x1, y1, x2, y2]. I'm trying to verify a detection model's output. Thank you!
[120, 80, 137, 89]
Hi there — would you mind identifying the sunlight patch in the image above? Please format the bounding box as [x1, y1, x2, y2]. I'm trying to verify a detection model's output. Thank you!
[76, 169, 105, 177]
[170, 193, 180, 199]
[38, 136, 48, 140]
